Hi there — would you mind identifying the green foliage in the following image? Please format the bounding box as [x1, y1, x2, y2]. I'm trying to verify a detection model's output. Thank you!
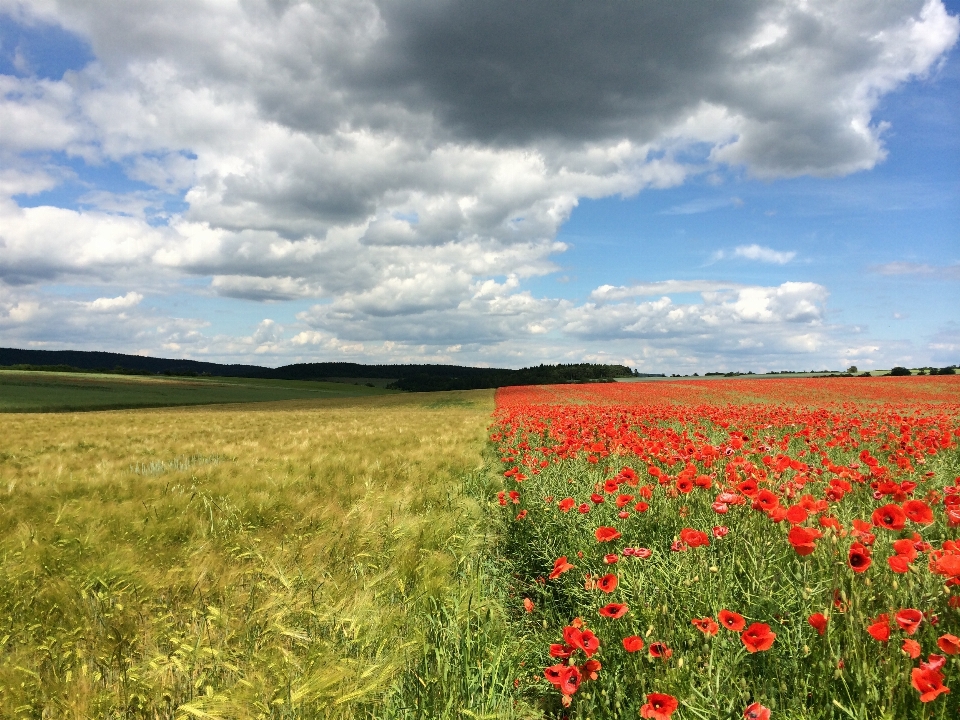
[0, 347, 636, 394]
[389, 364, 636, 392]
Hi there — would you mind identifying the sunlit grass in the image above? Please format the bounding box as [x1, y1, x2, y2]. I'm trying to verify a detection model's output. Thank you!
[0, 391, 528, 719]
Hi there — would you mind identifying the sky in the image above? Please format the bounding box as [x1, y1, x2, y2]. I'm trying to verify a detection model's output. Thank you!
[0, 0, 958, 373]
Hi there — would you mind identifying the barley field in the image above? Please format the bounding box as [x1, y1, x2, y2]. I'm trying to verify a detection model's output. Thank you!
[0, 392, 525, 719]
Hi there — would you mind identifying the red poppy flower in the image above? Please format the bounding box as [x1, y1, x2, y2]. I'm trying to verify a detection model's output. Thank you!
[563, 625, 600, 657]
[679, 527, 710, 547]
[719, 609, 746, 632]
[577, 502, 590, 514]
[788, 525, 823, 556]
[903, 499, 934, 525]
[648, 641, 672, 659]
[767, 505, 788, 523]
[808, 612, 828, 635]
[912, 663, 950, 703]
[549, 556, 575, 580]
[744, 702, 771, 720]
[888, 555, 911, 573]
[640, 693, 679, 720]
[937, 634, 960, 654]
[558, 664, 582, 695]
[852, 518, 872, 533]
[872, 503, 907, 530]
[604, 478, 620, 494]
[603, 553, 619, 564]
[785, 505, 809, 524]
[622, 635, 644, 652]
[616, 493, 635, 508]
[895, 608, 924, 635]
[819, 515, 841, 531]
[903, 639, 922, 659]
[932, 552, 960, 578]
[848, 542, 872, 573]
[579, 629, 600, 656]
[755, 489, 780, 512]
[741, 622, 776, 653]
[867, 613, 891, 642]
[692, 617, 719, 636]
[598, 602, 629, 619]
[558, 497, 576, 512]
[713, 525, 729, 538]
[595, 526, 622, 543]
[544, 664, 566, 685]
[892, 538, 919, 561]
[523, 597, 534, 612]
[851, 518, 876, 545]
[738, 479, 759, 497]
[597, 573, 618, 593]
[634, 501, 649, 513]
[549, 643, 574, 659]
[590, 493, 605, 504]
[580, 658, 601, 680]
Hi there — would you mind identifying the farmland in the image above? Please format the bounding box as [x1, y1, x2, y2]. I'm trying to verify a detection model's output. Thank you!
[1, 375, 960, 718]
[0, 370, 394, 413]
[0, 391, 523, 718]
[493, 377, 960, 718]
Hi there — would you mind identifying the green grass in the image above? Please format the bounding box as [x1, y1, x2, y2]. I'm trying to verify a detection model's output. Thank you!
[0, 370, 396, 412]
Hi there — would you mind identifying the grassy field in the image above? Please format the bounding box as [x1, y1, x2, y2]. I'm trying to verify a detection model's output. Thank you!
[0, 391, 528, 719]
[0, 370, 395, 413]
[6, 376, 959, 719]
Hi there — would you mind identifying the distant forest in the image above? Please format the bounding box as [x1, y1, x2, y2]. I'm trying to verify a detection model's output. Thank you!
[0, 347, 652, 392]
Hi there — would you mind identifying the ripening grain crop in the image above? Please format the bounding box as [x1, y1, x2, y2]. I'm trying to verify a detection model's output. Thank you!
[0, 392, 525, 719]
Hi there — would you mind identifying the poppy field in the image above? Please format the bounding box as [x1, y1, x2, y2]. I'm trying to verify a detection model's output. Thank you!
[492, 377, 960, 719]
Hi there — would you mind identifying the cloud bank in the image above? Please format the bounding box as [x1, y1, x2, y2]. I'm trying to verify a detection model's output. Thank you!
[0, 0, 957, 369]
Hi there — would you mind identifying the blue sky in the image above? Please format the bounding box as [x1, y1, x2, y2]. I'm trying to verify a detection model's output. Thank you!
[1, 0, 958, 371]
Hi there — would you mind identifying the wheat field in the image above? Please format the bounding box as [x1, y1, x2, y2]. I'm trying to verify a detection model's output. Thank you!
[0, 392, 526, 719]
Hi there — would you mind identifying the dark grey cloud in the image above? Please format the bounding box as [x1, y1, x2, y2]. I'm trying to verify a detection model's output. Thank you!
[357, 0, 754, 144]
